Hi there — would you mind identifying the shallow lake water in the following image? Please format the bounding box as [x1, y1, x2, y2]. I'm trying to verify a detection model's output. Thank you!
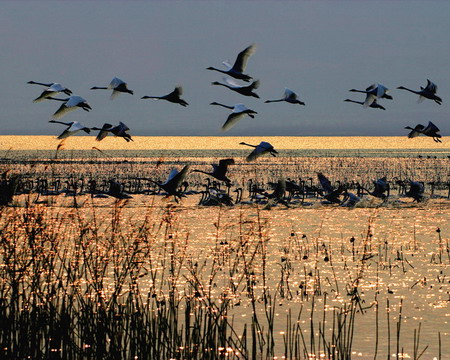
[0, 139, 449, 359]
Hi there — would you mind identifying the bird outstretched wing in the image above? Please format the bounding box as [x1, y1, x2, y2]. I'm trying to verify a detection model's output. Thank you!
[232, 44, 256, 73]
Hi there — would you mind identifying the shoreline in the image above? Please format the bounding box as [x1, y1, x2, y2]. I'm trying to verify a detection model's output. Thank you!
[0, 135, 448, 151]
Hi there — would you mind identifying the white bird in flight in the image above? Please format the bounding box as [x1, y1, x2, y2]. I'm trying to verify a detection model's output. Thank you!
[212, 77, 260, 98]
[265, 88, 305, 105]
[47, 95, 92, 119]
[27, 81, 72, 103]
[210, 102, 257, 131]
[48, 120, 91, 139]
[91, 77, 134, 99]
[207, 44, 256, 82]
[349, 83, 393, 107]
[239, 141, 278, 162]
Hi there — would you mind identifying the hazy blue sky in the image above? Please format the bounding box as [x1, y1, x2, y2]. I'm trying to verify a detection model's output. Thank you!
[1, 1, 449, 136]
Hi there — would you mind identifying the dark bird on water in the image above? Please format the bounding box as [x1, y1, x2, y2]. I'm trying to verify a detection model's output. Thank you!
[405, 181, 425, 202]
[207, 44, 256, 82]
[141, 86, 188, 107]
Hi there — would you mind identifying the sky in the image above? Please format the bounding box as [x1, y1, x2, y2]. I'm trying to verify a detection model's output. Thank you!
[1, 1, 450, 136]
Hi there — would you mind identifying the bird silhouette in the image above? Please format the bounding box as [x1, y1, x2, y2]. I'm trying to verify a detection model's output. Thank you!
[107, 179, 132, 199]
[193, 158, 235, 185]
[349, 83, 392, 107]
[405, 181, 425, 202]
[240, 141, 278, 162]
[92, 122, 133, 142]
[317, 172, 345, 204]
[212, 78, 260, 98]
[141, 86, 188, 106]
[207, 44, 256, 82]
[344, 98, 386, 110]
[405, 121, 442, 142]
[48, 120, 91, 139]
[148, 165, 190, 202]
[265, 88, 305, 105]
[397, 79, 442, 105]
[361, 177, 390, 199]
[28, 81, 72, 102]
[47, 95, 92, 119]
[210, 102, 257, 131]
[91, 77, 134, 99]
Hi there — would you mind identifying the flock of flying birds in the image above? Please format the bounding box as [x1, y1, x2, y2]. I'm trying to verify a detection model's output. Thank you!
[28, 44, 444, 152]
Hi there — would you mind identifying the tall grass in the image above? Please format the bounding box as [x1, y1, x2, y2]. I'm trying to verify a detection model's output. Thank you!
[0, 199, 444, 359]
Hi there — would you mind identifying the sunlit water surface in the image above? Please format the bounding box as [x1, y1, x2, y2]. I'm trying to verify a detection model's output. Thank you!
[0, 136, 449, 358]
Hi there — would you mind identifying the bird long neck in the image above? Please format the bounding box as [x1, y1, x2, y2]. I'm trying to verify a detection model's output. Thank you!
[207, 67, 226, 75]
[239, 142, 256, 148]
[49, 120, 68, 125]
[28, 81, 52, 87]
[46, 97, 67, 102]
[212, 82, 230, 89]
[211, 102, 233, 109]
[398, 87, 418, 95]
[345, 99, 363, 105]
[91, 86, 108, 90]
[349, 89, 367, 94]
[265, 99, 283, 103]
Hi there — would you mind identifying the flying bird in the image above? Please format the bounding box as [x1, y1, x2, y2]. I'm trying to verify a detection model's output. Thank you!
[48, 120, 91, 139]
[47, 95, 92, 119]
[344, 98, 386, 110]
[91, 77, 134, 99]
[397, 79, 442, 105]
[405, 121, 442, 142]
[27, 81, 72, 102]
[239, 141, 278, 162]
[92, 122, 133, 142]
[193, 158, 235, 185]
[210, 102, 257, 131]
[349, 83, 392, 107]
[206, 44, 256, 82]
[148, 165, 190, 202]
[265, 88, 305, 105]
[212, 78, 260, 98]
[360, 177, 390, 199]
[317, 173, 346, 204]
[141, 86, 188, 106]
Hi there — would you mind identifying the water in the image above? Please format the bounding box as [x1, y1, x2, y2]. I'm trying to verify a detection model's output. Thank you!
[0, 136, 449, 159]
[0, 135, 448, 358]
